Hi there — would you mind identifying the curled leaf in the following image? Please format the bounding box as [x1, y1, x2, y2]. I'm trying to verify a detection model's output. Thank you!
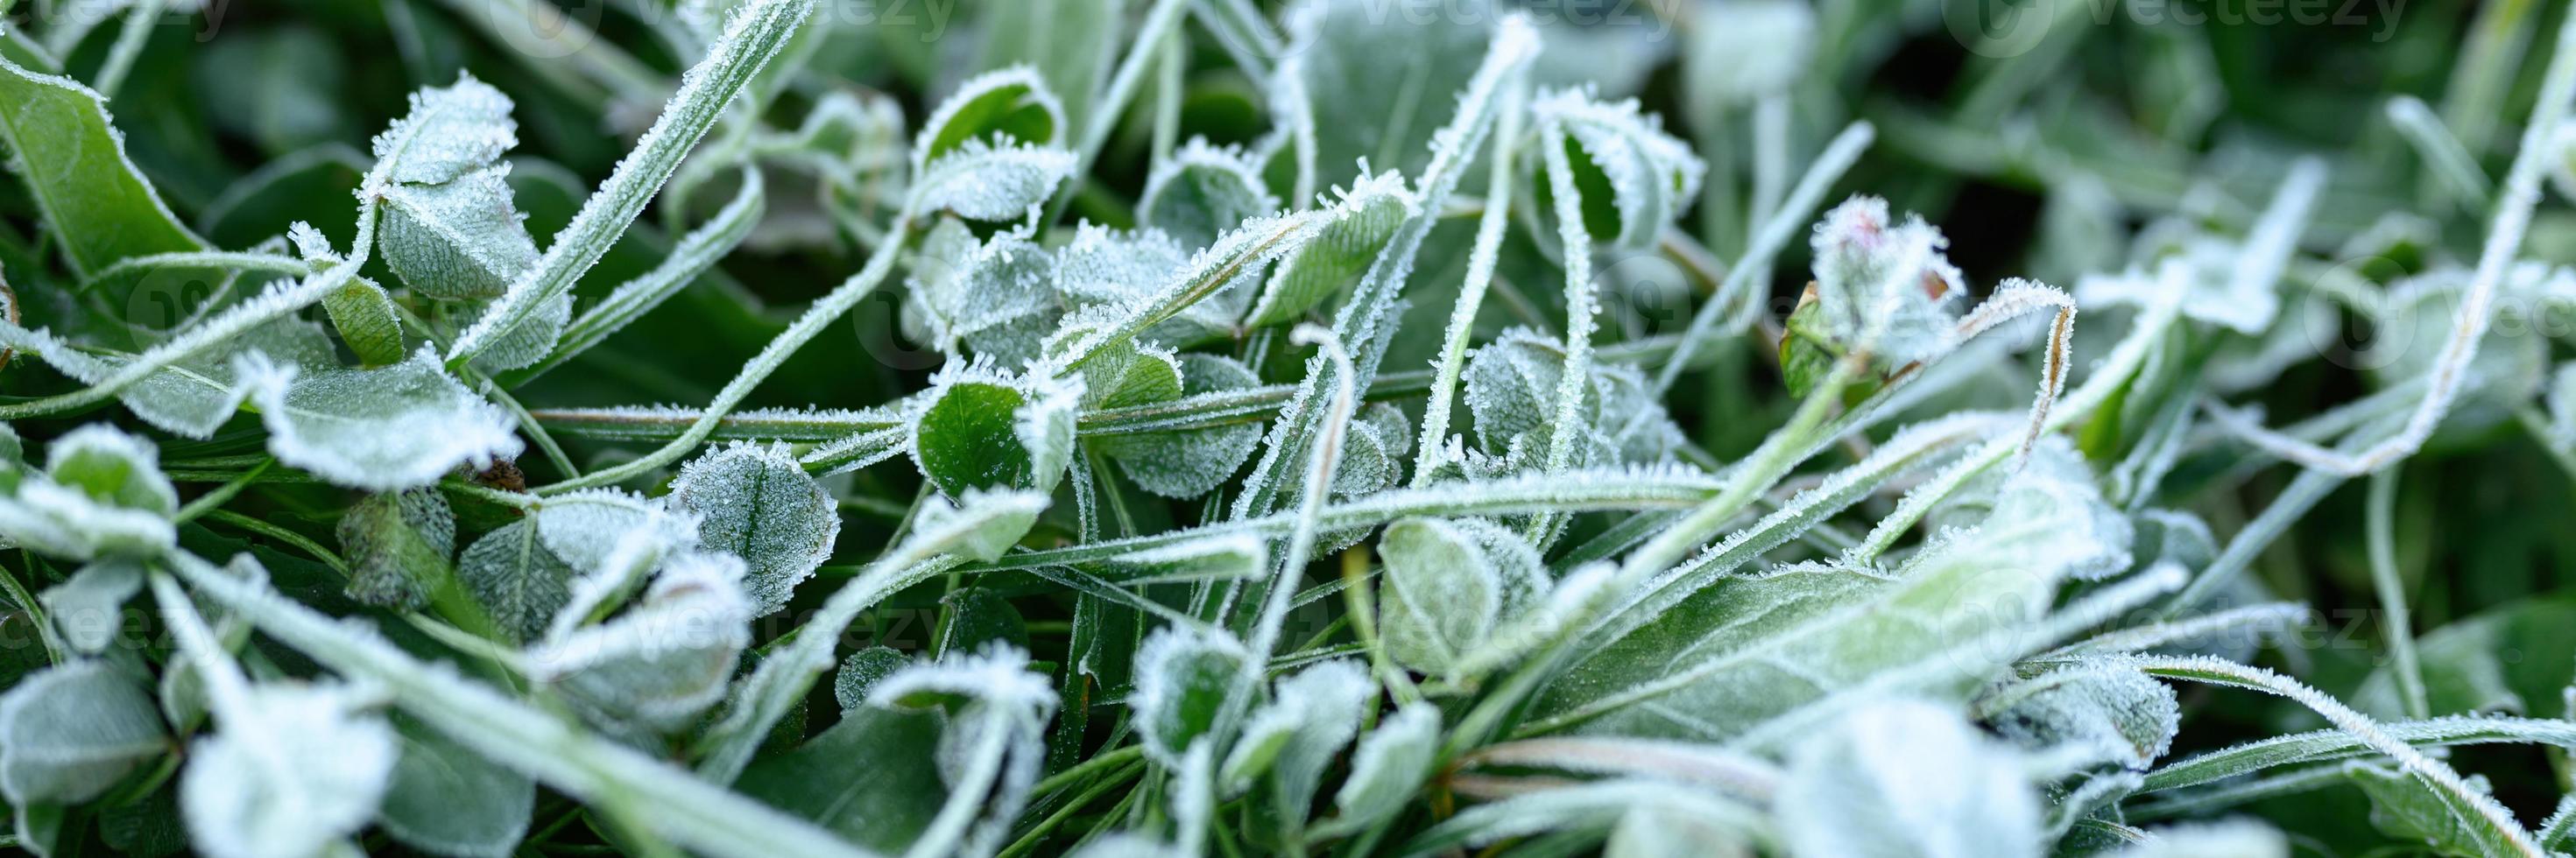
[912, 66, 1067, 171]
[1527, 89, 1704, 255]
[235, 345, 525, 491]
[527, 552, 755, 734]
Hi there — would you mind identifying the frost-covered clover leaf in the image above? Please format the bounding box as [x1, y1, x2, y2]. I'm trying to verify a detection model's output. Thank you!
[1328, 402, 1413, 498]
[833, 647, 909, 714]
[0, 425, 178, 561]
[379, 165, 539, 302]
[533, 488, 689, 577]
[865, 646, 1058, 858]
[1462, 328, 1684, 471]
[235, 345, 525, 491]
[906, 224, 1062, 366]
[1140, 139, 1279, 250]
[1091, 353, 1268, 499]
[337, 489, 456, 610]
[1049, 225, 1233, 346]
[1985, 663, 2179, 771]
[907, 67, 1076, 222]
[1221, 659, 1371, 829]
[669, 442, 840, 617]
[456, 519, 576, 644]
[0, 659, 166, 805]
[527, 551, 754, 735]
[1377, 517, 1551, 682]
[1240, 170, 1415, 330]
[368, 77, 557, 371]
[39, 559, 144, 653]
[1325, 703, 1441, 833]
[180, 683, 398, 858]
[907, 362, 1079, 500]
[1132, 626, 1249, 768]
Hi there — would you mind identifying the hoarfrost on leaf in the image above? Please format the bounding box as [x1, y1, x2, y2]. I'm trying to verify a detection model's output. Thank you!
[39, 560, 144, 653]
[236, 345, 525, 491]
[1133, 626, 1249, 768]
[912, 65, 1066, 172]
[378, 165, 540, 301]
[526, 552, 754, 734]
[0, 660, 166, 805]
[1094, 354, 1268, 499]
[367, 74, 518, 186]
[1141, 139, 1281, 250]
[669, 442, 841, 617]
[337, 489, 456, 610]
[1527, 88, 1705, 254]
[0, 425, 178, 561]
[1777, 698, 2043, 858]
[1220, 659, 1372, 825]
[1329, 703, 1440, 831]
[456, 519, 576, 644]
[1987, 663, 2181, 771]
[908, 229, 1062, 365]
[180, 683, 398, 858]
[1377, 516, 1550, 680]
[910, 140, 1077, 222]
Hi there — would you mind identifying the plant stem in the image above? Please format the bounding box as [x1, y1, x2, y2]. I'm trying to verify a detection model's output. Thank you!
[2365, 467, 2429, 721]
[1655, 120, 1873, 394]
[538, 218, 911, 493]
[449, 0, 813, 369]
[1413, 77, 1528, 486]
[173, 459, 271, 524]
[2133, 655, 2543, 855]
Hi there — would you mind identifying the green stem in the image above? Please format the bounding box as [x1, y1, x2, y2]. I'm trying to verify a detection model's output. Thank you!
[173, 459, 272, 524]
[448, 0, 812, 369]
[995, 759, 1145, 858]
[537, 218, 911, 494]
[89, 0, 165, 98]
[2365, 467, 2428, 720]
[1655, 121, 1874, 393]
[1412, 78, 1530, 485]
[1044, 0, 1194, 227]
